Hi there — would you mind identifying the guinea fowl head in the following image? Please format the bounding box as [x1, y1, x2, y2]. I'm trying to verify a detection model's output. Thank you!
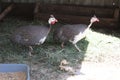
[90, 15, 99, 23]
[48, 15, 58, 25]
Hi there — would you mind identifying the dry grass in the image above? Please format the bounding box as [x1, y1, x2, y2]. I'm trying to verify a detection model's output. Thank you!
[0, 18, 120, 80]
[0, 18, 120, 64]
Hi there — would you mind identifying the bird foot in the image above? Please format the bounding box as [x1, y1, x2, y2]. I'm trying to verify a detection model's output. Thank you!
[74, 44, 81, 52]
[61, 42, 65, 48]
[28, 46, 33, 56]
[28, 52, 32, 56]
[77, 48, 81, 52]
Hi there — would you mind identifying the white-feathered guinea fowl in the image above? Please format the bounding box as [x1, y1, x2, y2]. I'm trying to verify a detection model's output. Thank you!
[11, 15, 58, 56]
[53, 15, 99, 52]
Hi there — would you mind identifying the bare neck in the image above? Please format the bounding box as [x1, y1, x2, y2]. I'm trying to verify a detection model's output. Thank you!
[87, 22, 93, 29]
[47, 24, 52, 34]
[46, 23, 51, 27]
[49, 24, 52, 28]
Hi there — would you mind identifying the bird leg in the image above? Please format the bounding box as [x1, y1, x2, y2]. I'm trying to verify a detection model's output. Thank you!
[74, 43, 81, 52]
[61, 42, 65, 48]
[28, 46, 33, 56]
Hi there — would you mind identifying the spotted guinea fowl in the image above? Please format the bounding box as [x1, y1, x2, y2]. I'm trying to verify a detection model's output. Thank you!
[53, 15, 99, 52]
[11, 15, 58, 56]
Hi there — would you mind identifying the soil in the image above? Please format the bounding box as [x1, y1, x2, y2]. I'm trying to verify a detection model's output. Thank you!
[0, 72, 26, 80]
[30, 61, 120, 80]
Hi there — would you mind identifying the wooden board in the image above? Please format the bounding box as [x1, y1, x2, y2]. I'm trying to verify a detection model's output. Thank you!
[1, 3, 119, 28]
[34, 3, 119, 28]
[1, 3, 35, 19]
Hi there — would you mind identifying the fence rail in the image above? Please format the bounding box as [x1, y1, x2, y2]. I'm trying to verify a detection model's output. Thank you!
[1, 0, 119, 6]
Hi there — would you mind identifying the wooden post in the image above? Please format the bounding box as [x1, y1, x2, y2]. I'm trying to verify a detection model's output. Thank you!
[34, 2, 40, 19]
[0, 4, 14, 21]
[114, 8, 119, 21]
[0, 0, 1, 13]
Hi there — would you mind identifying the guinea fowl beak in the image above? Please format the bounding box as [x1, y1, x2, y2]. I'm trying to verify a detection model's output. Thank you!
[96, 19, 99, 22]
[56, 19, 58, 22]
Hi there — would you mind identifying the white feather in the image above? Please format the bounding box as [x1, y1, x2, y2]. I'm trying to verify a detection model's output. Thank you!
[39, 36, 47, 44]
[71, 29, 88, 44]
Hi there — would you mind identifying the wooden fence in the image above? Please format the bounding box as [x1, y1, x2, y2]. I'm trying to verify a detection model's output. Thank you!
[1, 0, 120, 6]
[0, 0, 119, 28]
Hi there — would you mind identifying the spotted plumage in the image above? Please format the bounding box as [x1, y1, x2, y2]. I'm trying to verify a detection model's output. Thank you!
[11, 15, 58, 56]
[53, 16, 99, 51]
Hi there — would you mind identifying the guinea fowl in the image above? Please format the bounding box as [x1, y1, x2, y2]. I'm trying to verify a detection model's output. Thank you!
[53, 15, 99, 52]
[11, 15, 58, 56]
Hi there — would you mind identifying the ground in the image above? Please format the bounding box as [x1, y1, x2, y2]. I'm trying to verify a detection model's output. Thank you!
[67, 62, 120, 80]
[0, 18, 120, 80]
[29, 60, 120, 80]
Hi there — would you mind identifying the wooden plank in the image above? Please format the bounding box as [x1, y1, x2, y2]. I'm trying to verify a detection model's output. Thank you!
[0, 3, 119, 28]
[0, 4, 14, 21]
[37, 4, 115, 18]
[34, 3, 119, 28]
[0, 0, 119, 7]
[34, 2, 40, 16]
[35, 13, 118, 27]
[1, 3, 35, 19]
[35, 13, 117, 23]
[113, 8, 119, 20]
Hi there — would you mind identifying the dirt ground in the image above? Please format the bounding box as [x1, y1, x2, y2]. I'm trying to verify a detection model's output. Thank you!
[30, 61, 120, 80]
[0, 18, 120, 80]
[67, 62, 120, 80]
